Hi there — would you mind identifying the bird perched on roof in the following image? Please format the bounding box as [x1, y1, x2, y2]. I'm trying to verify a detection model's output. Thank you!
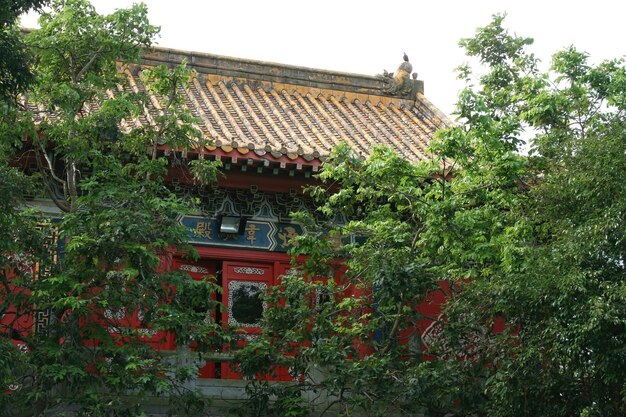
[403, 52, 409, 62]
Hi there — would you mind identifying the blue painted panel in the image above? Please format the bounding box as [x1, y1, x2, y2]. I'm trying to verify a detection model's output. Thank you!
[179, 216, 304, 252]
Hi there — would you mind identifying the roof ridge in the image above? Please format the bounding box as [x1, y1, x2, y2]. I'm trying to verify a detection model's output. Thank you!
[140, 46, 425, 100]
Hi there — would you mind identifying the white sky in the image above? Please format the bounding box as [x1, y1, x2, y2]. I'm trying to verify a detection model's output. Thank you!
[21, 0, 626, 117]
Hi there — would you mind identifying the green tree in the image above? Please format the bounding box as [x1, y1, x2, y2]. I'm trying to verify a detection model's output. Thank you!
[1, 1, 223, 416]
[236, 15, 626, 417]
[0, 0, 49, 411]
[436, 16, 626, 417]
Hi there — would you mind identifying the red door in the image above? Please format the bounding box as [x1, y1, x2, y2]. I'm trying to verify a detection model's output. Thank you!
[221, 261, 273, 379]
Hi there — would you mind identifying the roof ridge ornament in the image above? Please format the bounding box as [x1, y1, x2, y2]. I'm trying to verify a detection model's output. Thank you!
[377, 52, 416, 97]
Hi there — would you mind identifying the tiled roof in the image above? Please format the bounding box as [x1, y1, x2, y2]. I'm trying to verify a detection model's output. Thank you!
[137, 48, 451, 164]
[32, 46, 453, 164]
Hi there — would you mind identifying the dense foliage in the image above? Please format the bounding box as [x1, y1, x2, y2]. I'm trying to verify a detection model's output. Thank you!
[0, 0, 48, 103]
[236, 15, 626, 417]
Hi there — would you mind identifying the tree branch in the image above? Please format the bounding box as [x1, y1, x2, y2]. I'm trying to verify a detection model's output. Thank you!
[76, 45, 106, 81]
[34, 145, 71, 212]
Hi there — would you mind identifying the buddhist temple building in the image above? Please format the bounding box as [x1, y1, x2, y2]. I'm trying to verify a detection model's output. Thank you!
[19, 45, 453, 415]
